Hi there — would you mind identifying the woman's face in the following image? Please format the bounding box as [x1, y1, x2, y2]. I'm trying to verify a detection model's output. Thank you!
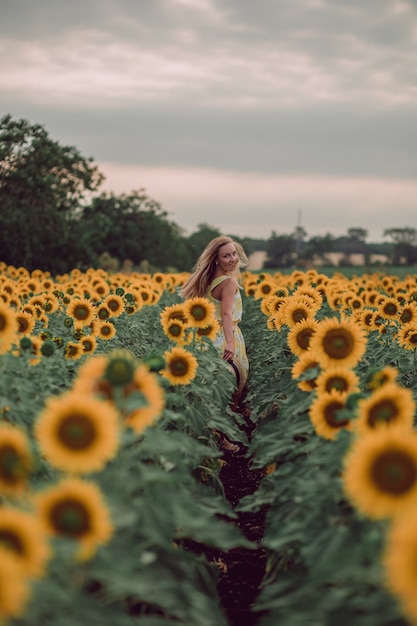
[217, 242, 239, 273]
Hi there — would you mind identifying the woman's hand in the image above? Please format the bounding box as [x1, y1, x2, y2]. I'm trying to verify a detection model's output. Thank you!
[223, 339, 235, 361]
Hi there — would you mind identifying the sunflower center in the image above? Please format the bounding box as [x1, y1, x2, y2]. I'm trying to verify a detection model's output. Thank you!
[322, 329, 354, 359]
[197, 326, 212, 336]
[105, 358, 135, 386]
[17, 318, 30, 333]
[326, 377, 348, 393]
[324, 401, 349, 428]
[368, 400, 398, 427]
[190, 305, 207, 321]
[401, 310, 412, 324]
[107, 299, 121, 312]
[101, 325, 112, 336]
[98, 308, 109, 320]
[170, 357, 189, 376]
[384, 303, 398, 316]
[50, 499, 91, 537]
[57, 415, 97, 450]
[371, 450, 417, 494]
[409, 332, 417, 345]
[297, 328, 314, 350]
[0, 313, 6, 332]
[0, 446, 27, 483]
[73, 305, 90, 321]
[82, 339, 94, 352]
[169, 323, 183, 337]
[292, 308, 308, 323]
[170, 312, 187, 323]
[0, 529, 25, 555]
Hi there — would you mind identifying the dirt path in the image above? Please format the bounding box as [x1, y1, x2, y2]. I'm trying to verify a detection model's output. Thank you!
[216, 398, 268, 626]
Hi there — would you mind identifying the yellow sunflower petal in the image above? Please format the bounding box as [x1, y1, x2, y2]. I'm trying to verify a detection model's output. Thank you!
[35, 391, 120, 474]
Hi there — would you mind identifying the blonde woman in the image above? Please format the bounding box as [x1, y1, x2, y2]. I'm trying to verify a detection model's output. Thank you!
[181, 236, 249, 452]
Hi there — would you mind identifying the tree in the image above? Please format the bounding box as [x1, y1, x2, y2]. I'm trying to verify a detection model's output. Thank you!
[185, 224, 222, 265]
[264, 231, 296, 268]
[347, 228, 368, 242]
[80, 190, 190, 271]
[383, 228, 417, 265]
[300, 233, 334, 263]
[0, 115, 103, 273]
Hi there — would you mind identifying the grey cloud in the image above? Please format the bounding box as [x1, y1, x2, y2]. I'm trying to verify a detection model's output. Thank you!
[3, 99, 416, 179]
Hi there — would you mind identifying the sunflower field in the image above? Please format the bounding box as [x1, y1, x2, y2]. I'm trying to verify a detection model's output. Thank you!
[1, 262, 417, 626]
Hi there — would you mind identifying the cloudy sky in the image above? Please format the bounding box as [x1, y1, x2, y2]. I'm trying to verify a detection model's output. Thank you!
[1, 0, 417, 241]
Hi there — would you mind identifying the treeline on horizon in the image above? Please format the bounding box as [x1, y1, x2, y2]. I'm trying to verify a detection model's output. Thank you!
[1, 114, 416, 275]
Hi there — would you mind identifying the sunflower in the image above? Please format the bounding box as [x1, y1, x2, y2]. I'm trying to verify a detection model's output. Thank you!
[0, 425, 32, 496]
[292, 285, 323, 311]
[281, 297, 316, 328]
[0, 546, 30, 621]
[152, 273, 167, 289]
[309, 316, 366, 369]
[102, 294, 125, 318]
[260, 295, 287, 318]
[399, 303, 417, 325]
[342, 428, 417, 519]
[124, 364, 165, 433]
[161, 318, 189, 344]
[135, 285, 155, 305]
[326, 291, 343, 311]
[254, 280, 277, 300]
[244, 280, 258, 297]
[42, 294, 59, 314]
[291, 353, 320, 392]
[0, 508, 50, 577]
[73, 355, 113, 401]
[64, 342, 84, 360]
[315, 366, 359, 395]
[287, 318, 319, 357]
[95, 304, 110, 320]
[0, 302, 18, 354]
[196, 318, 221, 342]
[94, 321, 116, 341]
[80, 335, 97, 355]
[183, 297, 216, 329]
[104, 349, 136, 387]
[378, 297, 401, 320]
[35, 391, 120, 474]
[160, 303, 189, 327]
[365, 366, 398, 391]
[91, 280, 110, 299]
[15, 311, 36, 336]
[66, 298, 95, 327]
[367, 311, 386, 332]
[355, 383, 415, 435]
[161, 347, 198, 385]
[383, 508, 417, 624]
[355, 309, 375, 331]
[35, 477, 113, 560]
[397, 323, 417, 350]
[309, 390, 351, 440]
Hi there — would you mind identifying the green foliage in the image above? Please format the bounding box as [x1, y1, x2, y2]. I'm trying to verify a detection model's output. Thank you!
[1, 286, 255, 626]
[0, 115, 103, 273]
[237, 290, 412, 626]
[80, 191, 191, 271]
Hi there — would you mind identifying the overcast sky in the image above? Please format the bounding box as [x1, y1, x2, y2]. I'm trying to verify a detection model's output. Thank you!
[1, 0, 417, 241]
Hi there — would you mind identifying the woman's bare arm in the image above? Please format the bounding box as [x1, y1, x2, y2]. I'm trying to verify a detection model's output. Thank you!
[219, 278, 236, 360]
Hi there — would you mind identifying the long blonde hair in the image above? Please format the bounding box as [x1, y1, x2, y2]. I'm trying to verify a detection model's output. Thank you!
[180, 236, 248, 299]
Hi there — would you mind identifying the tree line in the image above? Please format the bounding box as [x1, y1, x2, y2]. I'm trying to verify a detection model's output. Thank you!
[0, 115, 415, 275]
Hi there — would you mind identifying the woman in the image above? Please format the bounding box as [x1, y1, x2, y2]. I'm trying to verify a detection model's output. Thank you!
[181, 236, 249, 451]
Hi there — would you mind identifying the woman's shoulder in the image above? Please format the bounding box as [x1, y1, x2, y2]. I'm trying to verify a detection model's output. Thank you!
[209, 275, 230, 289]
